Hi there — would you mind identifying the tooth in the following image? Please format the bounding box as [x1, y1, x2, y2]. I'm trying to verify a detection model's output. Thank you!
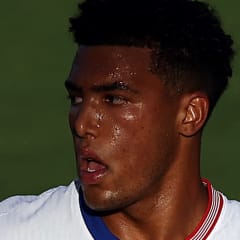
[87, 167, 96, 173]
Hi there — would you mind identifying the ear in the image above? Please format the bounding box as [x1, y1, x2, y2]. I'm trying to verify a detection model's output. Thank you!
[178, 94, 209, 137]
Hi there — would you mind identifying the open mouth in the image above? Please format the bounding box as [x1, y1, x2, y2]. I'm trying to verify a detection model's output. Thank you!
[79, 154, 108, 184]
[85, 158, 107, 173]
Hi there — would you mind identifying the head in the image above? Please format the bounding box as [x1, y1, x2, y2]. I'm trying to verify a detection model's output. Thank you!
[70, 0, 234, 114]
[66, 0, 234, 211]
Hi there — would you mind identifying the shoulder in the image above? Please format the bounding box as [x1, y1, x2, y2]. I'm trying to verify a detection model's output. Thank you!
[0, 183, 70, 217]
[0, 180, 93, 240]
[209, 193, 240, 239]
[221, 196, 240, 230]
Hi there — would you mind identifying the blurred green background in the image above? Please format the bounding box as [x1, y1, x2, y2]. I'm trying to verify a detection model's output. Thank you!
[0, 0, 239, 201]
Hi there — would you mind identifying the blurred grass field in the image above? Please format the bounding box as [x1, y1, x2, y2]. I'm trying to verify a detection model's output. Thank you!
[0, 0, 239, 201]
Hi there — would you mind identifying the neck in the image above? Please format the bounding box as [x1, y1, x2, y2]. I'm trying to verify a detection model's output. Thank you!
[103, 137, 208, 240]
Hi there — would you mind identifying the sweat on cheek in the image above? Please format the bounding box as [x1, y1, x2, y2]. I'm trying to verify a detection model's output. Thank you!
[110, 125, 121, 146]
[122, 103, 144, 121]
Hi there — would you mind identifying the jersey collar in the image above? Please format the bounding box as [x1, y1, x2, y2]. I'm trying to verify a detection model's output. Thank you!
[79, 189, 119, 240]
[78, 179, 223, 240]
[186, 178, 223, 240]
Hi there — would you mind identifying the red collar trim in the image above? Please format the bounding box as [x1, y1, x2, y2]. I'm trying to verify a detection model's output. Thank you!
[186, 179, 223, 240]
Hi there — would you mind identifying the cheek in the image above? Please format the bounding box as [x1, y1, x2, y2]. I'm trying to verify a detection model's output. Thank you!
[108, 105, 176, 158]
[107, 126, 152, 171]
[107, 104, 145, 147]
[109, 125, 121, 146]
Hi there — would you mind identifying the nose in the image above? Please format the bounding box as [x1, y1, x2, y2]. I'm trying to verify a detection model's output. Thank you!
[69, 100, 101, 140]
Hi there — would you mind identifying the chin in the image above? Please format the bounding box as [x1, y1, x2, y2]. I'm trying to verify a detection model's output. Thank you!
[82, 189, 128, 213]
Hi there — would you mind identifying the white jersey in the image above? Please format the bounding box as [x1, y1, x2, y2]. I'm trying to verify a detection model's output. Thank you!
[0, 179, 240, 240]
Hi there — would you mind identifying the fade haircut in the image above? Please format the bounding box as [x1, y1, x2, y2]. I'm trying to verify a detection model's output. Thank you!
[69, 0, 234, 113]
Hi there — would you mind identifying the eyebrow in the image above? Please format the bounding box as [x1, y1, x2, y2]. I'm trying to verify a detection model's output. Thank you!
[92, 81, 137, 93]
[65, 80, 138, 94]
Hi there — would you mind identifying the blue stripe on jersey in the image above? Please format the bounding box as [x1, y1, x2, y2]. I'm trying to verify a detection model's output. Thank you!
[79, 190, 119, 240]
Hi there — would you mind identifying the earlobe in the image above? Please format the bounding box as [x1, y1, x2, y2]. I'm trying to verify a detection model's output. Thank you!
[180, 95, 209, 137]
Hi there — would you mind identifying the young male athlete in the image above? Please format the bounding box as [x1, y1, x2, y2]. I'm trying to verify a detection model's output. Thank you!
[0, 0, 240, 239]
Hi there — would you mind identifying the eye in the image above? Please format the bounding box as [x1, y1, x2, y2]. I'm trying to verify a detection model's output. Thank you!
[67, 95, 83, 105]
[104, 95, 128, 105]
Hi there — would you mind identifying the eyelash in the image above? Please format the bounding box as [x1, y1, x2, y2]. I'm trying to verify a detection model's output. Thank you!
[67, 94, 129, 106]
[104, 95, 128, 105]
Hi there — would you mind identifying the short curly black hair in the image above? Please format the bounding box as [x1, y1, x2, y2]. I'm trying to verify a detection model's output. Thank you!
[69, 0, 234, 113]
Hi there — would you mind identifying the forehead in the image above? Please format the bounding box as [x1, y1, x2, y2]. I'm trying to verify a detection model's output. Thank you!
[75, 45, 152, 70]
[69, 45, 158, 86]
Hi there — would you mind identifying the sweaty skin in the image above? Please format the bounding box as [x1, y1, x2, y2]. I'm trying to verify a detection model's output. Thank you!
[65, 46, 208, 240]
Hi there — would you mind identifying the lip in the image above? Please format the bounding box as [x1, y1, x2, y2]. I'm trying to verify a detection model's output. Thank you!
[78, 148, 108, 185]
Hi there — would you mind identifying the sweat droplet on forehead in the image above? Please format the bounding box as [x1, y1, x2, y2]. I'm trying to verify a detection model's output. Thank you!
[108, 65, 132, 78]
[107, 71, 121, 81]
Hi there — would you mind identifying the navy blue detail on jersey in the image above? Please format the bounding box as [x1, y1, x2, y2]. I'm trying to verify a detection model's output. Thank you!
[79, 190, 119, 240]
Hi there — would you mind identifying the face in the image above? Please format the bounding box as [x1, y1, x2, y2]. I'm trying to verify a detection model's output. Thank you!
[65, 46, 181, 211]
